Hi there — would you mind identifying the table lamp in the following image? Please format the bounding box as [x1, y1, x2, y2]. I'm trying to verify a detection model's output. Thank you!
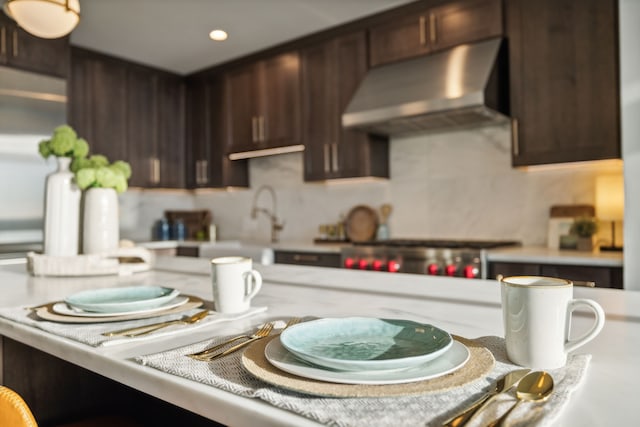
[596, 175, 624, 251]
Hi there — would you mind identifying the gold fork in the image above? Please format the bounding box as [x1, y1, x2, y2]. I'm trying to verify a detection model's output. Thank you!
[188, 322, 274, 361]
[196, 317, 302, 362]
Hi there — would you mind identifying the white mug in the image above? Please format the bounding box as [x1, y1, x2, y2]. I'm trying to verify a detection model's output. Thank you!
[211, 257, 262, 314]
[501, 275, 605, 369]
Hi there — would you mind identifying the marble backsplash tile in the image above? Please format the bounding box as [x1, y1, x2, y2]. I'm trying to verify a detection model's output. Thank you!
[121, 124, 621, 247]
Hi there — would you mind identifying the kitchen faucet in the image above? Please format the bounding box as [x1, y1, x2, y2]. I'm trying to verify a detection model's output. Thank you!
[250, 185, 284, 243]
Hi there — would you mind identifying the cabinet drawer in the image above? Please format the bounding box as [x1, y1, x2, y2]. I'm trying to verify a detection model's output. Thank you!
[275, 250, 341, 268]
[488, 261, 623, 289]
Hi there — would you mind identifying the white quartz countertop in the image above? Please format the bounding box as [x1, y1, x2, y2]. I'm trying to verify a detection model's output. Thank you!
[2, 257, 635, 426]
[487, 246, 624, 267]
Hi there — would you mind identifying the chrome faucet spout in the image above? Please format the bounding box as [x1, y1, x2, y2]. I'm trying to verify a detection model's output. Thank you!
[250, 185, 284, 243]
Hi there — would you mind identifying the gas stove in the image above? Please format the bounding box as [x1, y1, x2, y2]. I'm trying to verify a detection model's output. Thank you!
[340, 239, 520, 279]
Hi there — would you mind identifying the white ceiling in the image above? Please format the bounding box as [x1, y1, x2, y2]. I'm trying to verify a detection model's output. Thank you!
[68, 0, 415, 75]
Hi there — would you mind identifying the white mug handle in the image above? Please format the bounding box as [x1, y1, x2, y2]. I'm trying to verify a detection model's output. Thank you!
[565, 298, 605, 354]
[243, 270, 262, 303]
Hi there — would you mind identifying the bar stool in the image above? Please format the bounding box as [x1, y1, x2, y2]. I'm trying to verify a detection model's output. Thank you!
[0, 386, 141, 427]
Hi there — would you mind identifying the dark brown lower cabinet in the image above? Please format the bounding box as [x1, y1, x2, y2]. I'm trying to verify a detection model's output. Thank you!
[488, 261, 623, 289]
[274, 250, 341, 268]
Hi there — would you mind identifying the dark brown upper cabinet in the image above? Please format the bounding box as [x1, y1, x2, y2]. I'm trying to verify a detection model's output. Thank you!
[224, 51, 301, 154]
[369, 0, 502, 68]
[301, 32, 388, 181]
[185, 74, 248, 189]
[69, 48, 185, 188]
[69, 48, 128, 163]
[0, 13, 69, 77]
[507, 0, 620, 166]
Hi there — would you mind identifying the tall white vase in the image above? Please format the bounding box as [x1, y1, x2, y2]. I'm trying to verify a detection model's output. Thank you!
[83, 188, 119, 254]
[43, 157, 81, 256]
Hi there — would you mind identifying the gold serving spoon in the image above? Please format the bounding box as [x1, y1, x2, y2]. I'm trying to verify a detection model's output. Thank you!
[487, 371, 554, 427]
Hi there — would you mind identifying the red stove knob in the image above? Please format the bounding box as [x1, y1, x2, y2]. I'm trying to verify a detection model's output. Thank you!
[344, 257, 355, 269]
[464, 265, 479, 278]
[445, 264, 457, 277]
[387, 260, 401, 273]
[372, 259, 384, 271]
[427, 263, 439, 275]
[358, 259, 369, 270]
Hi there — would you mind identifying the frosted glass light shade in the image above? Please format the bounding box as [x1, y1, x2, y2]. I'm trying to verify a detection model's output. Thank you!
[4, 0, 80, 39]
[596, 175, 625, 221]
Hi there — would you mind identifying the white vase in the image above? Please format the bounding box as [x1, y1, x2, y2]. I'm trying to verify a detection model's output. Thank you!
[82, 188, 119, 254]
[43, 157, 81, 256]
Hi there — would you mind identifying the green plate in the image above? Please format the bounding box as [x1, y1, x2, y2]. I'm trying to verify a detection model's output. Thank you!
[279, 317, 453, 372]
[64, 286, 180, 313]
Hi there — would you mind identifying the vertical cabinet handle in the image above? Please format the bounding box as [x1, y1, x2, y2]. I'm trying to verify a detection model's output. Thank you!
[331, 143, 339, 172]
[429, 13, 437, 45]
[259, 116, 265, 142]
[149, 158, 160, 184]
[12, 29, 18, 57]
[511, 118, 520, 157]
[201, 159, 208, 185]
[419, 16, 426, 46]
[1, 27, 6, 56]
[195, 160, 202, 185]
[251, 117, 258, 143]
[323, 143, 330, 173]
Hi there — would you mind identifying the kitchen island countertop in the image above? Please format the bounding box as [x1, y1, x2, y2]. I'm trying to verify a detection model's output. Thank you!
[0, 256, 638, 426]
[487, 246, 623, 267]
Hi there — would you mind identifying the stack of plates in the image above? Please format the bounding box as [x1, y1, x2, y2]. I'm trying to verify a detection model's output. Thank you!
[37, 286, 195, 322]
[265, 317, 470, 385]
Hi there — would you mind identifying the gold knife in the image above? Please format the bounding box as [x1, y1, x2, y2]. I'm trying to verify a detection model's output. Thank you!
[441, 368, 531, 427]
[102, 310, 210, 337]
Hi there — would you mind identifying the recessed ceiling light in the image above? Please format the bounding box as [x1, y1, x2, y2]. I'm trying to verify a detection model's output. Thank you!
[209, 29, 228, 41]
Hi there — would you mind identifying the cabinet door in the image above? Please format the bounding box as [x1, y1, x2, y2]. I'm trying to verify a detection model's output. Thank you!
[186, 76, 248, 188]
[488, 262, 541, 280]
[259, 52, 301, 149]
[225, 65, 259, 152]
[69, 49, 127, 162]
[507, 0, 620, 166]
[335, 32, 384, 178]
[0, 14, 69, 77]
[369, 11, 431, 67]
[156, 73, 185, 188]
[126, 65, 157, 187]
[540, 264, 623, 289]
[301, 41, 335, 181]
[430, 0, 502, 52]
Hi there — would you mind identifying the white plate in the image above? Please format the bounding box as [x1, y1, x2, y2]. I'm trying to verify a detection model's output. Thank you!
[53, 296, 189, 318]
[265, 337, 469, 385]
[64, 286, 180, 313]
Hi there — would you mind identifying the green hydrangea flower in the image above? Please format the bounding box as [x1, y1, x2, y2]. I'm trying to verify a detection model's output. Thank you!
[111, 160, 132, 179]
[38, 140, 51, 158]
[38, 125, 90, 159]
[88, 155, 109, 168]
[74, 138, 90, 158]
[95, 166, 119, 189]
[76, 168, 96, 190]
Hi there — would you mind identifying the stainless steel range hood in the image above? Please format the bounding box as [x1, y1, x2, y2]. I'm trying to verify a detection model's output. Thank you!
[342, 38, 509, 136]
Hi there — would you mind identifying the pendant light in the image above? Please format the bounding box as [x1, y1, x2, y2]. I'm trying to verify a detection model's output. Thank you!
[3, 0, 80, 39]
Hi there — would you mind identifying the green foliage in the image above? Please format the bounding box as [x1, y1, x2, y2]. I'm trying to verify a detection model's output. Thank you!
[570, 217, 599, 237]
[74, 156, 131, 194]
[38, 125, 89, 159]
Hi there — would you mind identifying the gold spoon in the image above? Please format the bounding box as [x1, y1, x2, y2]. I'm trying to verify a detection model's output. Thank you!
[487, 371, 554, 427]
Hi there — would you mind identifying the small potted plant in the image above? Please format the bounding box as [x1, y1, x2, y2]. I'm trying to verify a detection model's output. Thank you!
[570, 216, 599, 251]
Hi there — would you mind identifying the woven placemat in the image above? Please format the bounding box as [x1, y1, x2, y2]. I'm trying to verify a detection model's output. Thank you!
[241, 335, 494, 397]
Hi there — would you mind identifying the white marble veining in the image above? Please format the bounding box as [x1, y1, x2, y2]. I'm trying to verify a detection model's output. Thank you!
[0, 257, 638, 427]
[119, 124, 623, 249]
